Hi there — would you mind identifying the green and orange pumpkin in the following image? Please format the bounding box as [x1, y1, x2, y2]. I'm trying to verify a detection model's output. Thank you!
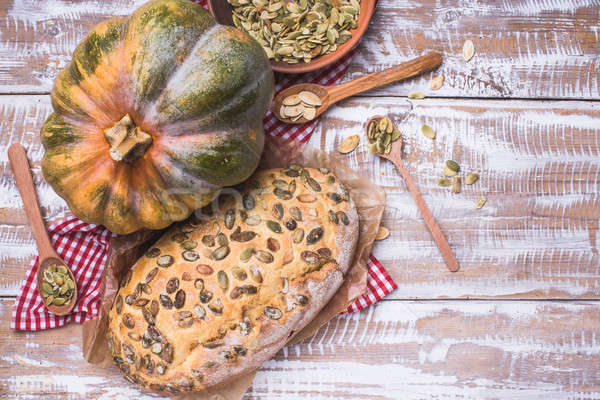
[41, 0, 274, 234]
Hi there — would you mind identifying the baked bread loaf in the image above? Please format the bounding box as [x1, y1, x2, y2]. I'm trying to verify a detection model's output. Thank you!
[107, 166, 359, 394]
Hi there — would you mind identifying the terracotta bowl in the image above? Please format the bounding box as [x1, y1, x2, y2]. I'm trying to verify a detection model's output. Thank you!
[207, 0, 376, 74]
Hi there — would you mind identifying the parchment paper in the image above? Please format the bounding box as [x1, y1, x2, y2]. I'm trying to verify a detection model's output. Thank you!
[82, 136, 386, 399]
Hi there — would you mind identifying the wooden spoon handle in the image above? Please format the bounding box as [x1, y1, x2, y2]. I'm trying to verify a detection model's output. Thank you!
[391, 157, 460, 272]
[8, 144, 56, 259]
[327, 52, 442, 104]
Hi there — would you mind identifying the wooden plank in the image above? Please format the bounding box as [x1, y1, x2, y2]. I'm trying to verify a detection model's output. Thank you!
[0, 0, 598, 98]
[1, 95, 599, 299]
[1, 299, 600, 398]
[308, 97, 600, 299]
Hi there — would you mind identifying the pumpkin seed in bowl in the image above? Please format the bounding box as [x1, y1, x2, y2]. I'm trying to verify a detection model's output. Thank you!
[228, 0, 361, 64]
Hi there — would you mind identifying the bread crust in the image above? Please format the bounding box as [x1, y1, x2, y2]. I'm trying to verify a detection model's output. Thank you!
[106, 166, 359, 394]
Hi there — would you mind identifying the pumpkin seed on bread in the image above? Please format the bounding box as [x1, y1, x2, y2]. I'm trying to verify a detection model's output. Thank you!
[107, 166, 359, 394]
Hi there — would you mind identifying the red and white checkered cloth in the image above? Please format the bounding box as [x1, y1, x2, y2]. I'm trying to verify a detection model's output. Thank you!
[11, 0, 396, 331]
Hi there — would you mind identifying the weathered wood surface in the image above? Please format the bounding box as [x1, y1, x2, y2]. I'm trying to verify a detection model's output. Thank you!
[2, 95, 599, 300]
[2, 299, 600, 399]
[0, 0, 598, 99]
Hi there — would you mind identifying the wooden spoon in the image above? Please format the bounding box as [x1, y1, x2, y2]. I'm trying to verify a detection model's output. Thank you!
[365, 117, 460, 272]
[273, 52, 442, 124]
[8, 144, 78, 315]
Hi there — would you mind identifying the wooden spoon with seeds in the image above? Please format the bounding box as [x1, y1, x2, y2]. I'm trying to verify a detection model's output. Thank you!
[8, 144, 78, 315]
[365, 117, 460, 272]
[273, 52, 442, 124]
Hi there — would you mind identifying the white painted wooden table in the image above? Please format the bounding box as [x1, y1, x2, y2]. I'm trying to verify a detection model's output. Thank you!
[1, 0, 599, 398]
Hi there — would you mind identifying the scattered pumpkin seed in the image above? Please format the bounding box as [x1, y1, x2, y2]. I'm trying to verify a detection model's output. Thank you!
[429, 75, 444, 90]
[338, 135, 360, 154]
[375, 226, 390, 241]
[408, 91, 426, 99]
[445, 160, 460, 173]
[466, 173, 479, 185]
[462, 39, 475, 61]
[421, 124, 436, 139]
[437, 178, 452, 187]
[442, 165, 458, 177]
[475, 196, 487, 209]
[452, 176, 462, 194]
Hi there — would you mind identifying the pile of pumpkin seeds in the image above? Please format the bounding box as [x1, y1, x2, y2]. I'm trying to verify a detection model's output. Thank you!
[228, 0, 361, 64]
[366, 116, 401, 155]
[40, 263, 75, 306]
[280, 90, 322, 121]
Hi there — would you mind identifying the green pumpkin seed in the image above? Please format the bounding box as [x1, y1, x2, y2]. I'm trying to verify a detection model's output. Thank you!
[53, 297, 66, 306]
[250, 265, 263, 283]
[293, 228, 305, 243]
[272, 203, 284, 219]
[438, 178, 451, 187]
[243, 194, 255, 210]
[274, 187, 293, 200]
[475, 196, 487, 209]
[202, 235, 215, 247]
[211, 246, 230, 261]
[446, 160, 460, 173]
[144, 268, 158, 284]
[181, 240, 197, 250]
[328, 210, 339, 224]
[272, 179, 288, 188]
[41, 282, 53, 295]
[230, 227, 257, 242]
[157, 255, 174, 268]
[232, 267, 247, 281]
[337, 211, 350, 225]
[408, 91, 426, 99]
[266, 220, 282, 233]
[306, 177, 321, 192]
[306, 227, 324, 244]
[146, 247, 160, 258]
[301, 250, 321, 264]
[182, 251, 199, 262]
[466, 173, 479, 185]
[452, 176, 462, 194]
[245, 215, 262, 226]
[224, 209, 236, 229]
[240, 247, 254, 261]
[216, 232, 228, 247]
[166, 277, 179, 294]
[174, 290, 186, 309]
[263, 306, 282, 320]
[217, 271, 229, 292]
[420, 124, 435, 139]
[283, 168, 300, 178]
[193, 304, 206, 320]
[255, 250, 274, 263]
[289, 206, 302, 221]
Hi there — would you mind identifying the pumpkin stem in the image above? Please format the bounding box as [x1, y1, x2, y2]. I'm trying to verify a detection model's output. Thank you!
[104, 114, 153, 162]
